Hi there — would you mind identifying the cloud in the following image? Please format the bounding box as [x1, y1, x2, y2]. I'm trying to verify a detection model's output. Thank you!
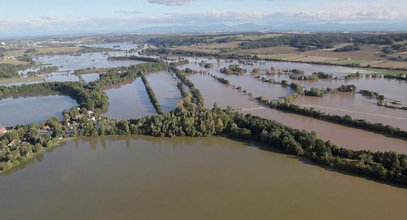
[148, 0, 196, 6]
[1, 1, 407, 37]
[40, 16, 57, 21]
[115, 10, 142, 14]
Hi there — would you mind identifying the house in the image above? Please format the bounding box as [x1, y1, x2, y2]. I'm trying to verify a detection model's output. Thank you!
[0, 126, 7, 134]
[42, 125, 51, 131]
[8, 139, 17, 147]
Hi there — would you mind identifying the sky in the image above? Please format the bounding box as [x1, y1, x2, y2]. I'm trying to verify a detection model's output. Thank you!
[1, 0, 406, 37]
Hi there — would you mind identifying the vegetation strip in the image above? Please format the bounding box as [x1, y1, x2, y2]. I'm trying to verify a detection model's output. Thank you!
[255, 96, 407, 140]
[140, 74, 163, 114]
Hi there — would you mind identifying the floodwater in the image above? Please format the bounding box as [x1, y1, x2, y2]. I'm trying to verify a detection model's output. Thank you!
[181, 59, 293, 101]
[79, 43, 138, 51]
[79, 73, 101, 84]
[187, 72, 407, 153]
[188, 73, 258, 109]
[271, 75, 407, 105]
[145, 71, 182, 112]
[245, 107, 407, 154]
[181, 57, 368, 76]
[0, 95, 77, 127]
[103, 77, 156, 119]
[36, 52, 145, 73]
[180, 57, 407, 105]
[1, 136, 407, 220]
[294, 93, 407, 130]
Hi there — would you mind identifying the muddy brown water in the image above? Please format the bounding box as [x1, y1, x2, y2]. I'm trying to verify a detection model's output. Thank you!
[187, 73, 407, 154]
[245, 107, 407, 154]
[0, 95, 77, 127]
[294, 93, 407, 130]
[1, 136, 407, 220]
[188, 73, 258, 109]
[103, 77, 156, 119]
[145, 71, 182, 112]
[180, 57, 407, 105]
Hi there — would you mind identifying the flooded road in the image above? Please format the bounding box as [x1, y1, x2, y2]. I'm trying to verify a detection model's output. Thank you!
[1, 136, 407, 220]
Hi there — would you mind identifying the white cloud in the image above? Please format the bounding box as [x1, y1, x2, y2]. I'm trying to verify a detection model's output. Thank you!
[148, 0, 196, 6]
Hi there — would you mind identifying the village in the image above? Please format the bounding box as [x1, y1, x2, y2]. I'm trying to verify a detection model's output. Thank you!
[0, 107, 101, 149]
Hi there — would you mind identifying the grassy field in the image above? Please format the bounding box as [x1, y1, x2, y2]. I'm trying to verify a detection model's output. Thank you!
[4, 49, 26, 57]
[5, 47, 81, 57]
[0, 59, 29, 65]
[257, 54, 298, 59]
[331, 59, 370, 65]
[363, 68, 407, 76]
[35, 47, 81, 55]
[235, 33, 285, 41]
[74, 67, 112, 75]
[0, 76, 44, 85]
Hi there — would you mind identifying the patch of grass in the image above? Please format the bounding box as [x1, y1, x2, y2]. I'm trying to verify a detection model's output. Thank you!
[0, 76, 44, 85]
[4, 49, 26, 57]
[363, 67, 407, 76]
[35, 47, 81, 55]
[74, 67, 112, 75]
[258, 54, 297, 59]
[331, 59, 369, 65]
[236, 33, 285, 41]
[394, 40, 407, 45]
[0, 59, 29, 65]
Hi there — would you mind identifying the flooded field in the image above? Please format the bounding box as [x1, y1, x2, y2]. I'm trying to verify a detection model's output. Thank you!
[270, 75, 407, 105]
[1, 136, 407, 219]
[0, 95, 77, 127]
[245, 107, 407, 154]
[36, 52, 145, 73]
[145, 71, 182, 112]
[103, 77, 156, 119]
[179, 57, 406, 105]
[79, 43, 138, 51]
[181, 57, 368, 76]
[187, 72, 407, 153]
[188, 73, 258, 109]
[181, 59, 293, 101]
[294, 93, 407, 130]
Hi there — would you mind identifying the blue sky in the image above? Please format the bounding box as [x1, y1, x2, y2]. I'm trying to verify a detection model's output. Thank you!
[1, 0, 406, 36]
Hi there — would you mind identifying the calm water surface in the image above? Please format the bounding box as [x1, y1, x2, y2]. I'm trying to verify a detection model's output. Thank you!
[294, 93, 407, 130]
[0, 95, 77, 127]
[1, 136, 407, 220]
[145, 71, 182, 112]
[103, 77, 156, 119]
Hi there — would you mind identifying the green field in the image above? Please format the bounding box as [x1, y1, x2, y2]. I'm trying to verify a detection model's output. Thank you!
[331, 59, 370, 65]
[363, 67, 407, 76]
[0, 76, 44, 85]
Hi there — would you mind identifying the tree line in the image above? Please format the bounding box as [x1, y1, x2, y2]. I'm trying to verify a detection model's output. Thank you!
[140, 73, 164, 114]
[255, 96, 407, 140]
[2, 98, 407, 186]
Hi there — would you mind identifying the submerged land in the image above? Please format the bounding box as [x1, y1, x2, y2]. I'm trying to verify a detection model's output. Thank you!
[1, 32, 407, 219]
